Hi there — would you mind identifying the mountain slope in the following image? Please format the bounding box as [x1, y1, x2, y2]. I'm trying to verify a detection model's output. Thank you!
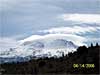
[0, 38, 78, 63]
[0, 45, 99, 74]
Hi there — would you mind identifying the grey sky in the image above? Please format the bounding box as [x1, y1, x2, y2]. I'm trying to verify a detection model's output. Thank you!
[0, 0, 100, 37]
[0, 0, 100, 50]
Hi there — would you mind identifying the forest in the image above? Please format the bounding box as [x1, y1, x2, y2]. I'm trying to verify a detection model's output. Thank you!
[0, 43, 100, 74]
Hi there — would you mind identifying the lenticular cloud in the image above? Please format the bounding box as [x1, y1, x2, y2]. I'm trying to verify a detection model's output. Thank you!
[39, 26, 98, 35]
[60, 14, 100, 23]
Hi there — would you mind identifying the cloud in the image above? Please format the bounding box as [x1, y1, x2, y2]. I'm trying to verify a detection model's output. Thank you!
[37, 25, 100, 46]
[19, 34, 86, 46]
[1, 0, 99, 37]
[0, 0, 18, 10]
[59, 14, 100, 23]
[1, 24, 99, 51]
[39, 26, 98, 35]
[0, 38, 18, 50]
[0, 0, 100, 51]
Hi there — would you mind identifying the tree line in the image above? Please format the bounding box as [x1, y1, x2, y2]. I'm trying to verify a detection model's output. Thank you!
[0, 43, 100, 74]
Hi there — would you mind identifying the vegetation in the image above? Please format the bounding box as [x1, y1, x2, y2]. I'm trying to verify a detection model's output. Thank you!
[0, 43, 100, 74]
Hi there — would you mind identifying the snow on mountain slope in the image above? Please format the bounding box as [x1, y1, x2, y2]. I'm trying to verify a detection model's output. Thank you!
[45, 39, 77, 49]
[18, 34, 78, 57]
[0, 34, 78, 63]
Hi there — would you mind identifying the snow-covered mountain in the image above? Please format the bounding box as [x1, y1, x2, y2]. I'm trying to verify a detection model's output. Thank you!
[0, 35, 78, 63]
[45, 39, 77, 49]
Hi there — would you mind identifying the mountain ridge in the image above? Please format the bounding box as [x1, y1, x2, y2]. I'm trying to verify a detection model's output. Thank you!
[0, 39, 78, 63]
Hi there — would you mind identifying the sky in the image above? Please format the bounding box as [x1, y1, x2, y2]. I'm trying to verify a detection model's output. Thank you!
[0, 0, 100, 50]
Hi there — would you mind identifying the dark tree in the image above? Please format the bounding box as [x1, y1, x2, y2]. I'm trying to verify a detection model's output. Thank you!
[91, 43, 93, 47]
[0, 45, 99, 74]
[96, 43, 99, 47]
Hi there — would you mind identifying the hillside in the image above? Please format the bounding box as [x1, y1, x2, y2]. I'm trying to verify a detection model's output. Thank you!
[0, 44, 99, 74]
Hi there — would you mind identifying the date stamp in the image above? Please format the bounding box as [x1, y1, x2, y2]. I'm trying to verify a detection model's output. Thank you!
[73, 64, 95, 68]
